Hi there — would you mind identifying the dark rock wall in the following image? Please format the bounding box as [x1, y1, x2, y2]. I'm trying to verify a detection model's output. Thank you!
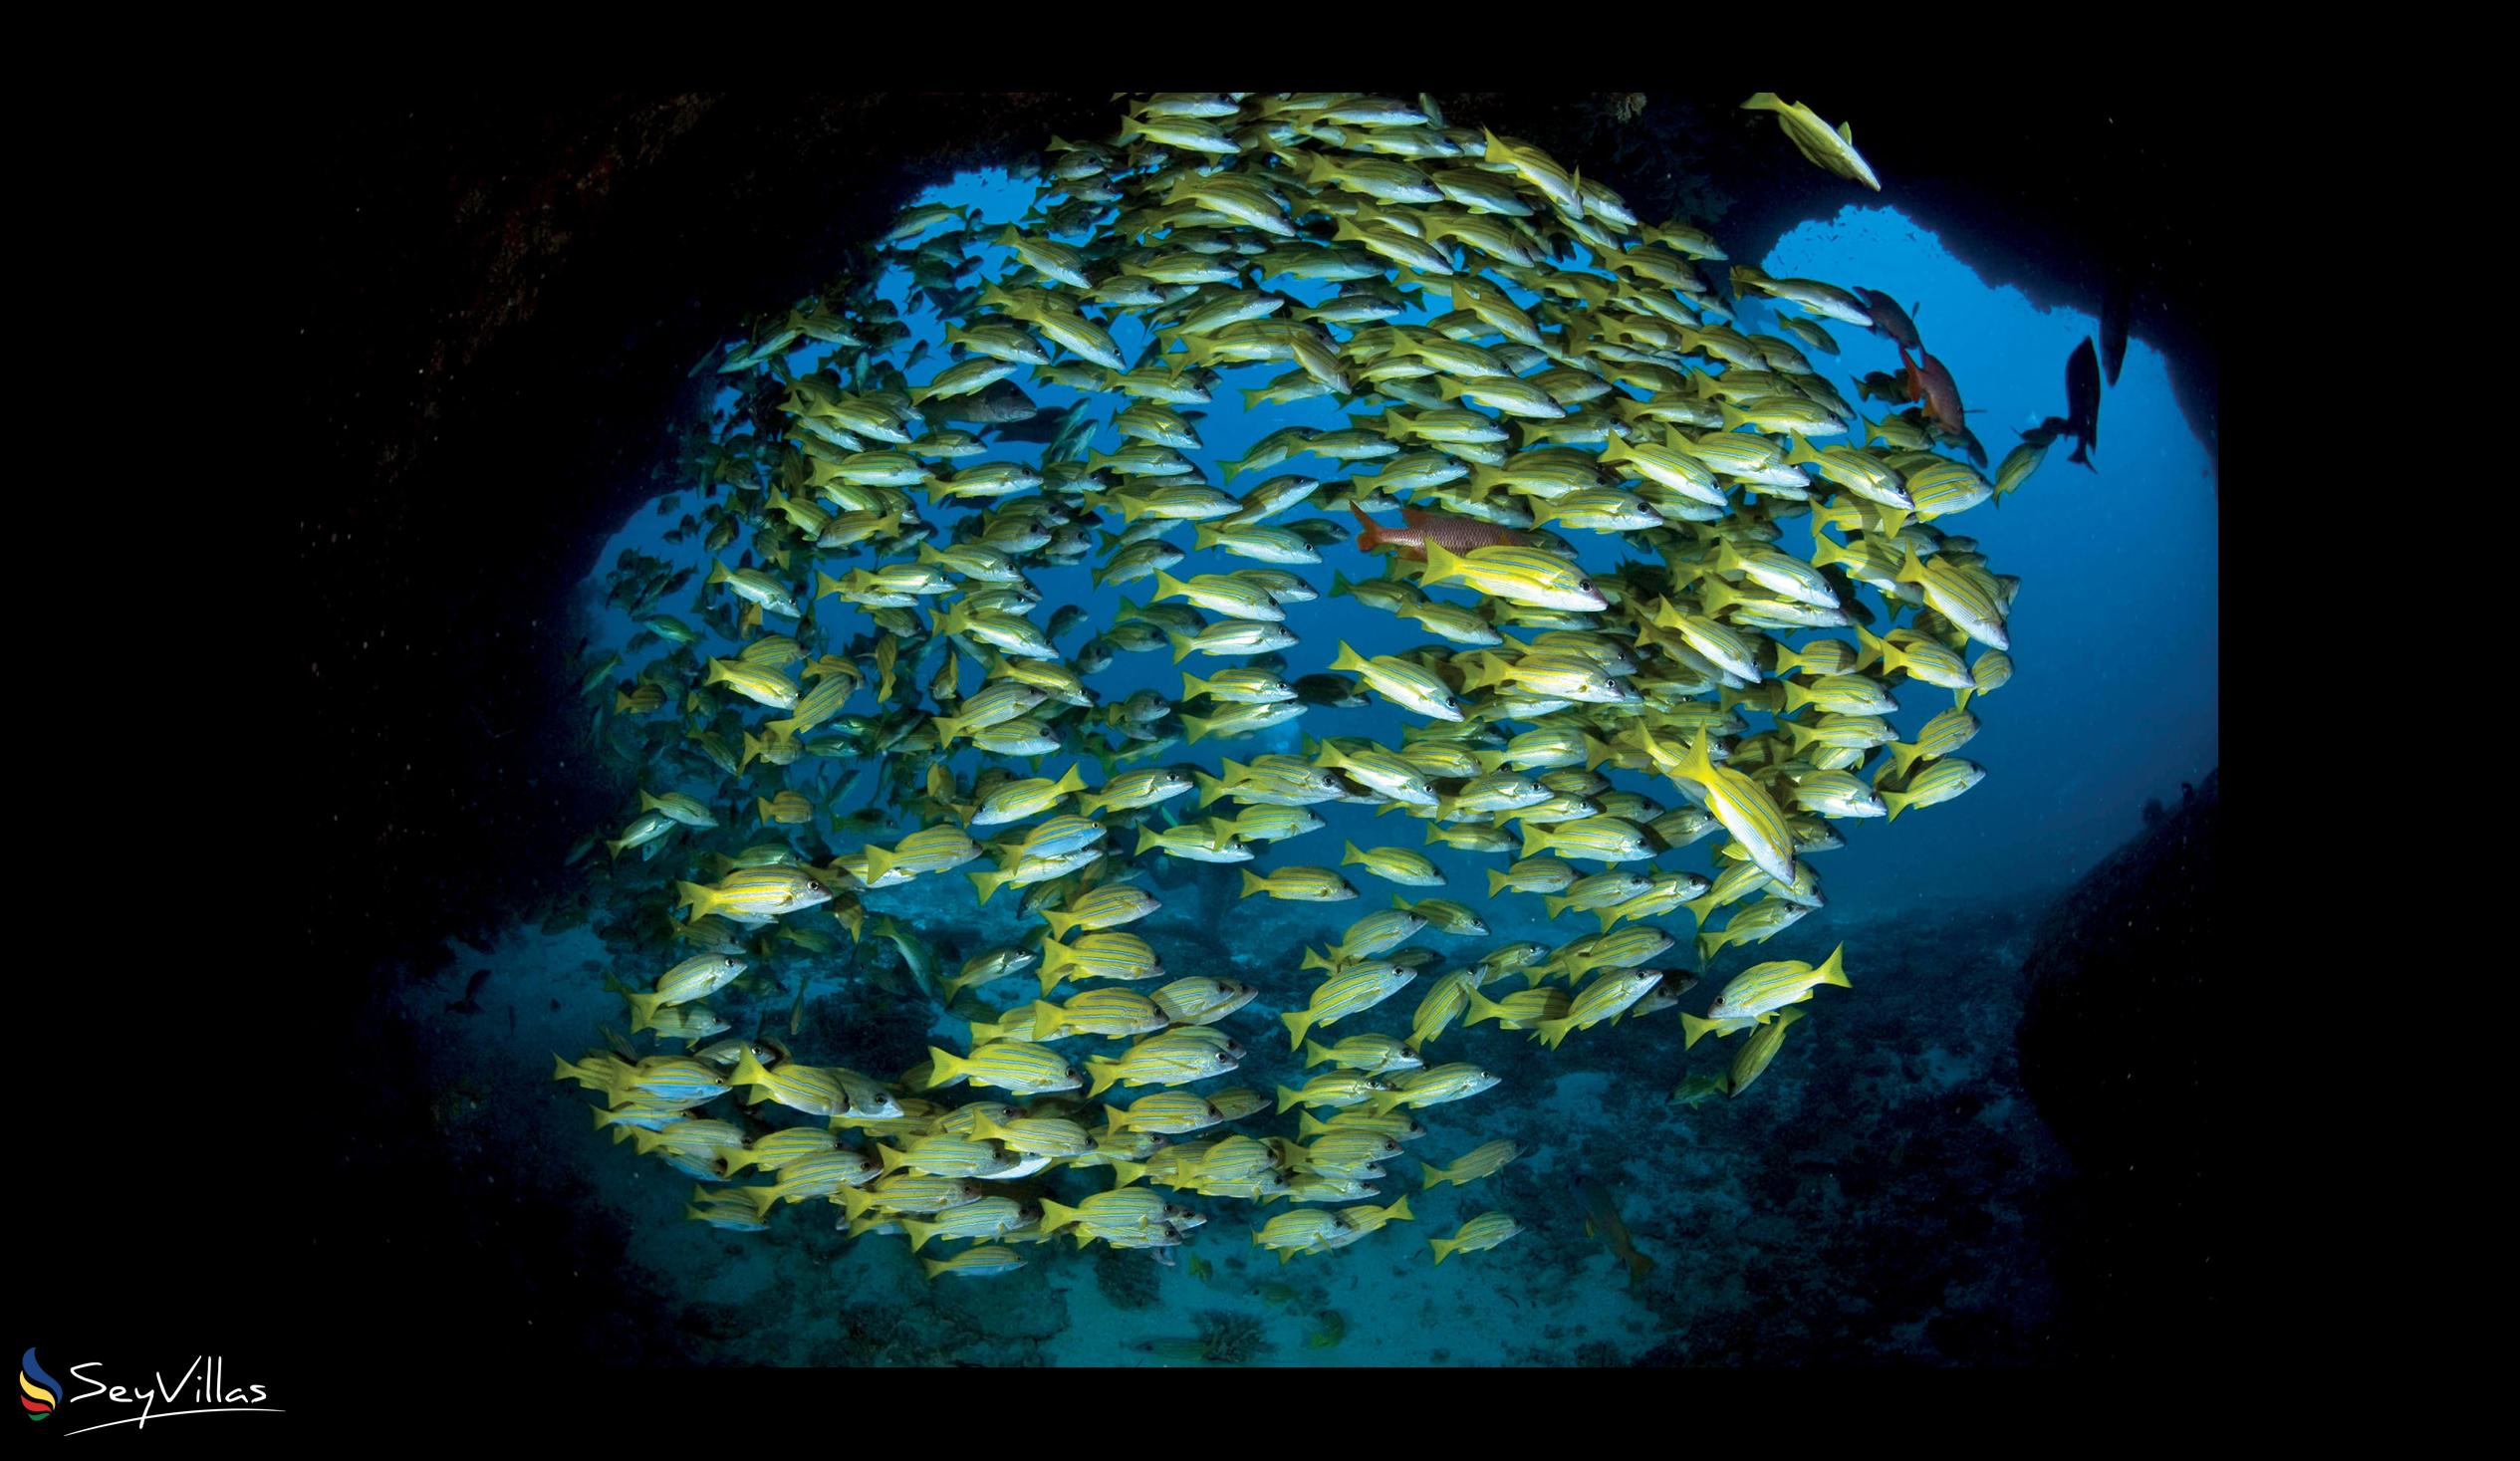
[2016, 769, 2220, 1362]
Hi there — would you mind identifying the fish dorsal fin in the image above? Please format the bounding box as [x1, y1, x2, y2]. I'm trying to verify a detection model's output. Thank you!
[1400, 507, 1437, 528]
[1838, 122, 1854, 144]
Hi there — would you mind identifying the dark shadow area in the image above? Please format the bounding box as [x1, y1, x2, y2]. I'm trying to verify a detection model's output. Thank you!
[2017, 769, 2222, 1362]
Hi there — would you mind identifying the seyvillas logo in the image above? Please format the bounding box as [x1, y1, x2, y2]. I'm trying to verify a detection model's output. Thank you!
[23, 1351, 281, 1435]
[21, 1348, 59, 1421]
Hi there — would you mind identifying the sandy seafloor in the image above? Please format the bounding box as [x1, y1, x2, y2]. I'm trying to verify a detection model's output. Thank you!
[404, 852, 2072, 1367]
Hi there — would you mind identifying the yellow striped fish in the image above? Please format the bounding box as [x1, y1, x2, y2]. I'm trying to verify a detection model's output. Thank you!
[1709, 944, 1851, 1021]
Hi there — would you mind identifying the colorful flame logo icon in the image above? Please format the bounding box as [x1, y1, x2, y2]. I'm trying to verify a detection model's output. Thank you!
[20, 1348, 59, 1421]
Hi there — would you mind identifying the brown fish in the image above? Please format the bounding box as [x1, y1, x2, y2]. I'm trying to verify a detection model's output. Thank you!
[931, 378, 1041, 426]
[1897, 345, 1965, 436]
[1854, 288, 1920, 353]
[1576, 1174, 1653, 1286]
[1350, 505, 1527, 562]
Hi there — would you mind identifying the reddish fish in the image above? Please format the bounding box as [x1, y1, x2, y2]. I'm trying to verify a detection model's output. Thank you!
[1897, 345, 1967, 436]
[1350, 504, 1526, 561]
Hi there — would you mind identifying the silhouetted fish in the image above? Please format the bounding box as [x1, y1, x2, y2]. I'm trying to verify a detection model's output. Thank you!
[2063, 337, 2102, 469]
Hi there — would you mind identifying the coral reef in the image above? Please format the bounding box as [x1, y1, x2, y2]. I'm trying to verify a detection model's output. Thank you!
[1192, 1309, 1271, 1365]
[1094, 1245, 1163, 1312]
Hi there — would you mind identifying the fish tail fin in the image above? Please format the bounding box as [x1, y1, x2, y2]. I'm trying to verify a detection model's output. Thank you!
[1349, 504, 1386, 554]
[1240, 869, 1268, 899]
[1817, 943, 1851, 988]
[1281, 1007, 1314, 1049]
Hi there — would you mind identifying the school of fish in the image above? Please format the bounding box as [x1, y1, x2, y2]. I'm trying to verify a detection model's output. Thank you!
[555, 92, 2031, 1285]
